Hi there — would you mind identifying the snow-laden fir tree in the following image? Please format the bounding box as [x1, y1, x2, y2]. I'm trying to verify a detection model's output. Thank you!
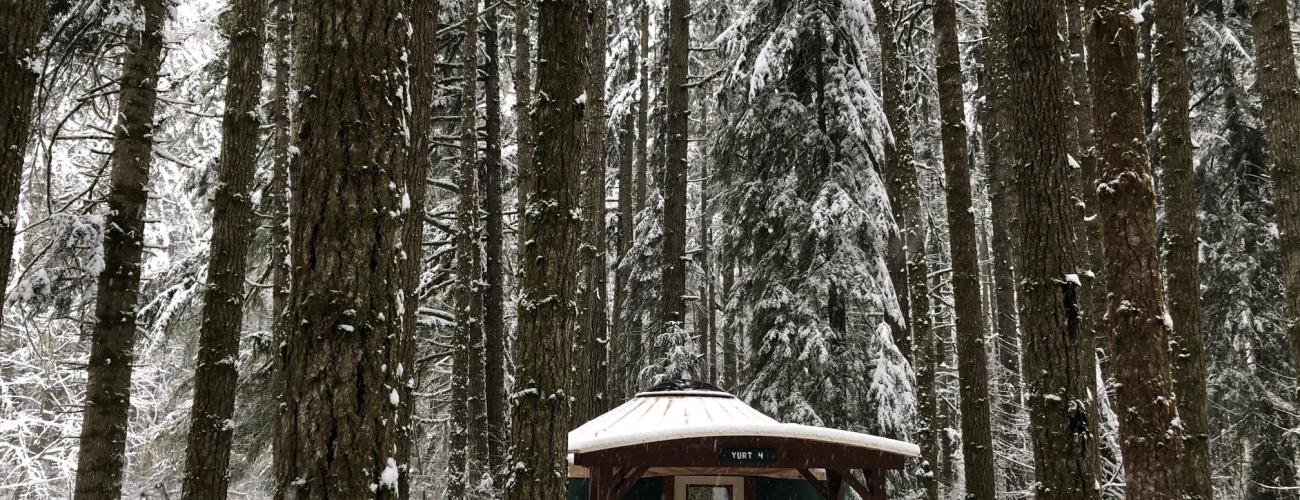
[712, 0, 899, 428]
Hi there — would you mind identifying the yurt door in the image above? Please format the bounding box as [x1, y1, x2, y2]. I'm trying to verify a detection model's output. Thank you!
[673, 476, 745, 500]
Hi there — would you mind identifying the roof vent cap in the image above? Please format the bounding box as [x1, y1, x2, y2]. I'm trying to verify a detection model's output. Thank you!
[636, 379, 733, 398]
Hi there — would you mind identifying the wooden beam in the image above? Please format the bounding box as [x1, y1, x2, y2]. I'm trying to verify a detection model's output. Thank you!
[827, 469, 847, 499]
[797, 468, 831, 499]
[862, 468, 888, 500]
[611, 466, 649, 499]
[834, 468, 873, 499]
[574, 436, 907, 469]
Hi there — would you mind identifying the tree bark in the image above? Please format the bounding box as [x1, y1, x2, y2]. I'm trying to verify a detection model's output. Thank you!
[0, 0, 47, 318]
[579, 0, 610, 420]
[930, 0, 995, 497]
[401, 1, 438, 497]
[273, 0, 413, 496]
[660, 0, 689, 335]
[73, 1, 167, 498]
[978, 0, 1027, 492]
[449, 0, 488, 494]
[515, 0, 534, 247]
[1154, 0, 1212, 496]
[613, 37, 637, 403]
[1064, 0, 1110, 387]
[1248, 0, 1300, 412]
[1085, 0, 1187, 496]
[269, 0, 294, 485]
[482, 0, 508, 482]
[698, 163, 714, 383]
[1004, 0, 1104, 497]
[635, 3, 649, 213]
[624, 0, 652, 387]
[503, 0, 587, 496]
[722, 258, 737, 387]
[180, 0, 267, 497]
[871, 0, 936, 497]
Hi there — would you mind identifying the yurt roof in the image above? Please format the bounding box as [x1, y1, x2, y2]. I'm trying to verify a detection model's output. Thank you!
[567, 381, 921, 458]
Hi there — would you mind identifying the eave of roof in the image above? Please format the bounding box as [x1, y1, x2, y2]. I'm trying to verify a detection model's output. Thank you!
[568, 392, 921, 458]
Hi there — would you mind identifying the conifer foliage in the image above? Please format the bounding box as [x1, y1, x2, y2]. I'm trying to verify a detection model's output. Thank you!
[2, 0, 1299, 497]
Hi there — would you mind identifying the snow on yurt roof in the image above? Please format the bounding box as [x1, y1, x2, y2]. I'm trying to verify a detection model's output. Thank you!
[568, 380, 921, 458]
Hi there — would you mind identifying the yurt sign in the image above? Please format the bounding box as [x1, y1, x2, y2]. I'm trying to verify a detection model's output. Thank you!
[719, 448, 777, 464]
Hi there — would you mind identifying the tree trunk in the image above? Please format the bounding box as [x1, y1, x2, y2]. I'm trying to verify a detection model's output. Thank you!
[635, 3, 650, 213]
[1064, 0, 1110, 390]
[504, 0, 587, 496]
[625, 0, 651, 388]
[1248, 0, 1300, 411]
[871, 0, 936, 496]
[1004, 0, 1104, 497]
[180, 0, 267, 496]
[1085, 0, 1187, 496]
[978, 0, 1027, 492]
[931, 0, 995, 497]
[482, 0, 508, 482]
[402, 1, 438, 497]
[449, 0, 488, 494]
[613, 37, 637, 403]
[268, 0, 294, 485]
[0, 0, 47, 317]
[722, 258, 737, 387]
[1154, 0, 1212, 496]
[699, 162, 714, 383]
[515, 0, 534, 249]
[273, 0, 413, 495]
[660, 0, 689, 336]
[73, 1, 167, 498]
[585, 0, 610, 418]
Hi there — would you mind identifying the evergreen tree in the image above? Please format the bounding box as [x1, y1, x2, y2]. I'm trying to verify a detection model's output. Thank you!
[403, 1, 439, 497]
[577, 0, 611, 422]
[1085, 0, 1188, 494]
[0, 0, 48, 319]
[660, 0, 691, 337]
[273, 0, 414, 495]
[930, 0, 995, 496]
[1004, 0, 1103, 497]
[74, 1, 167, 497]
[481, 0, 509, 483]
[180, 0, 267, 496]
[449, 0, 489, 494]
[1247, 0, 1300, 411]
[976, 0, 1029, 493]
[504, 0, 587, 495]
[1153, 0, 1213, 495]
[871, 0, 939, 496]
[714, 0, 896, 426]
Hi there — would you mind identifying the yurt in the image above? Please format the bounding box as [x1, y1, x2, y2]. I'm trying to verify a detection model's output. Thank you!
[567, 380, 919, 500]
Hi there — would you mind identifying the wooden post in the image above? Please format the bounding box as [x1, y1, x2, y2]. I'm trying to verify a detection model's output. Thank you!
[588, 466, 609, 500]
[863, 468, 887, 500]
[826, 469, 847, 499]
